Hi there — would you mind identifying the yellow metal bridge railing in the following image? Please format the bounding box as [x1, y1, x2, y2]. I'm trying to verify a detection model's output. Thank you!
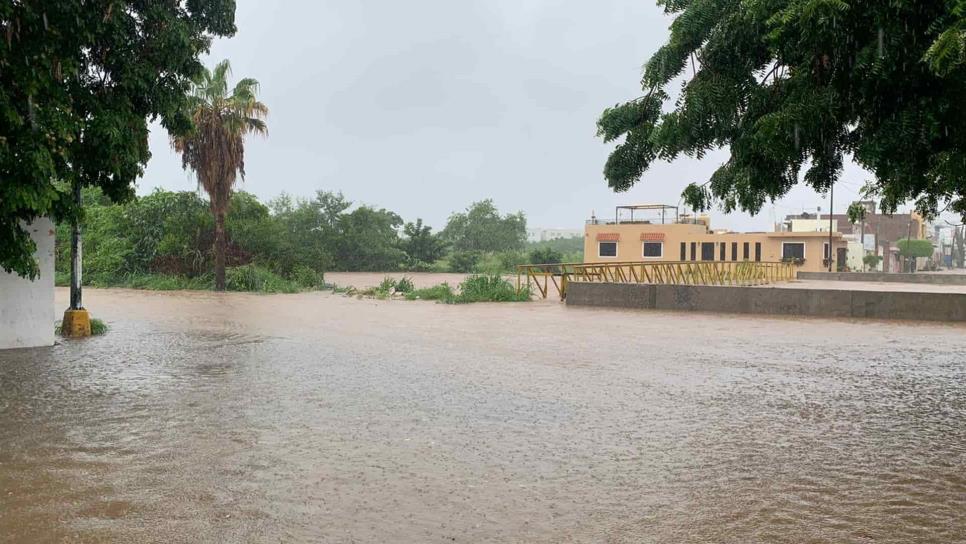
[516, 261, 796, 300]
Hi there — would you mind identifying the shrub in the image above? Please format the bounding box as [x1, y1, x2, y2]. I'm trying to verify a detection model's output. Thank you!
[90, 318, 109, 335]
[472, 250, 528, 274]
[496, 250, 528, 272]
[448, 250, 481, 273]
[378, 276, 398, 293]
[453, 275, 530, 303]
[403, 259, 435, 272]
[395, 276, 415, 293]
[225, 264, 300, 293]
[863, 254, 883, 271]
[291, 265, 326, 289]
[529, 246, 563, 265]
[404, 283, 455, 301]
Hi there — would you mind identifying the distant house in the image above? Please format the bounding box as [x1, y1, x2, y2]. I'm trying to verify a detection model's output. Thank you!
[585, 204, 847, 273]
[784, 202, 928, 272]
[0, 219, 55, 349]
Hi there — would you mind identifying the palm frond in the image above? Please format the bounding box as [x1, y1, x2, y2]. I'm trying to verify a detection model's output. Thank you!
[232, 77, 261, 100]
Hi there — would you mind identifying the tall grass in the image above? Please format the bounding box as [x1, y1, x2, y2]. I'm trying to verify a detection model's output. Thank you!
[404, 283, 455, 301]
[452, 275, 530, 303]
[225, 264, 301, 293]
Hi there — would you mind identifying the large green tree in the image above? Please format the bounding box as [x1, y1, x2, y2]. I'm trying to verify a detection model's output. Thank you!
[598, 0, 966, 220]
[334, 207, 406, 271]
[0, 0, 236, 278]
[402, 219, 448, 264]
[441, 199, 527, 253]
[171, 59, 268, 290]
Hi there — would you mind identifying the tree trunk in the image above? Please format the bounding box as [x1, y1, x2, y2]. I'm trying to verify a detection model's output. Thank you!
[214, 207, 227, 291]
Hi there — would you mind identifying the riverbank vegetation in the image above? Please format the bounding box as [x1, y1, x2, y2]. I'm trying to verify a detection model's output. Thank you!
[56, 188, 581, 293]
[334, 275, 531, 303]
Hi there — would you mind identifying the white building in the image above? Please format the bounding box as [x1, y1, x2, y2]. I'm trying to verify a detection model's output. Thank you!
[787, 218, 839, 233]
[526, 228, 582, 243]
[0, 218, 55, 349]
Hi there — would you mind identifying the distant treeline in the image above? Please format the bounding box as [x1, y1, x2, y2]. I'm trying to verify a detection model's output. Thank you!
[56, 188, 582, 291]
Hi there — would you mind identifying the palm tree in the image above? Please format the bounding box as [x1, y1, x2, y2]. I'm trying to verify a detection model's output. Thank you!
[172, 60, 268, 290]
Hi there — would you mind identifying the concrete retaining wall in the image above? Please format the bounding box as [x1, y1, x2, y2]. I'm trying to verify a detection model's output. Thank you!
[797, 271, 966, 285]
[0, 218, 56, 349]
[566, 282, 966, 322]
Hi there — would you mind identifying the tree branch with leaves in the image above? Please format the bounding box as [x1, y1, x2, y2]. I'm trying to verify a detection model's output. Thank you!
[599, 0, 966, 222]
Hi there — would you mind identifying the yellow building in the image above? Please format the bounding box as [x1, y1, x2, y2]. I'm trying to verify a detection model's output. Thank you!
[584, 205, 848, 273]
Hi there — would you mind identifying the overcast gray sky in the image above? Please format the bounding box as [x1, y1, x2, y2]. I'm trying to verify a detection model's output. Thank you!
[141, 0, 876, 232]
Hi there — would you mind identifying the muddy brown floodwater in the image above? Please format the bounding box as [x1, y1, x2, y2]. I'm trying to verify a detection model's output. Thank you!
[1, 286, 965, 543]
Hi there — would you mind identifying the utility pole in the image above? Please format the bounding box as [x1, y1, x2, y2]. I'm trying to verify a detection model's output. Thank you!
[62, 179, 92, 337]
[70, 179, 83, 311]
[828, 182, 834, 272]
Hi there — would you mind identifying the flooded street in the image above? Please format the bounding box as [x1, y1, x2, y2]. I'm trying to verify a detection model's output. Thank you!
[2, 287, 965, 543]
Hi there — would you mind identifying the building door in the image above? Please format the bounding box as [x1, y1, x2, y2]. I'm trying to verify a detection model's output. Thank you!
[836, 247, 847, 271]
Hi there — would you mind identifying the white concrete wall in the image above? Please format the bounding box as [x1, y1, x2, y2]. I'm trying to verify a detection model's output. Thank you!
[0, 218, 55, 349]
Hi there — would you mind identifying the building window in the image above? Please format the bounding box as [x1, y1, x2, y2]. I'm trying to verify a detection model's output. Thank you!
[781, 242, 806, 261]
[680, 242, 687, 261]
[754, 242, 762, 262]
[700, 242, 715, 261]
[642, 242, 663, 258]
[598, 241, 618, 258]
[719, 242, 726, 261]
[743, 242, 750, 260]
[690, 242, 697, 261]
[731, 242, 738, 262]
[823, 242, 831, 260]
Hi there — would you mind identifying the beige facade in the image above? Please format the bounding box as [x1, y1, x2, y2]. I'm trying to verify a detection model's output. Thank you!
[584, 221, 848, 273]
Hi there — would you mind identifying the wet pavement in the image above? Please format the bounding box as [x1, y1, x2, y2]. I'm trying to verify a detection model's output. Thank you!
[1, 286, 965, 543]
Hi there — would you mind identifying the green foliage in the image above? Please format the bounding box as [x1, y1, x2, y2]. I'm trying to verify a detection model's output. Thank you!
[89, 318, 109, 336]
[529, 247, 563, 265]
[334, 206, 407, 271]
[442, 200, 527, 253]
[863, 254, 883, 270]
[448, 251, 481, 273]
[395, 276, 415, 294]
[402, 219, 448, 264]
[526, 237, 583, 265]
[256, 190, 346, 275]
[56, 188, 336, 292]
[600, 0, 966, 222]
[896, 239, 935, 259]
[525, 236, 583, 255]
[475, 250, 528, 274]
[401, 276, 530, 303]
[452, 275, 531, 303]
[171, 59, 268, 290]
[56, 188, 541, 289]
[55, 188, 211, 283]
[291, 265, 326, 290]
[225, 264, 300, 294]
[1, 1, 236, 278]
[404, 283, 455, 301]
[847, 202, 869, 224]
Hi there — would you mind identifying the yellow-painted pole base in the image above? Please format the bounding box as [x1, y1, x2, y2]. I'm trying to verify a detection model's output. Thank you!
[61, 309, 92, 338]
